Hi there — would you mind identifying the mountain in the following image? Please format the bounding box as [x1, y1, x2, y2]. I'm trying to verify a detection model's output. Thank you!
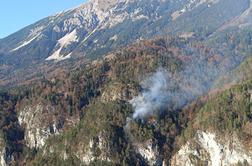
[0, 0, 252, 87]
[0, 36, 252, 166]
[219, 0, 252, 30]
[1, 0, 252, 166]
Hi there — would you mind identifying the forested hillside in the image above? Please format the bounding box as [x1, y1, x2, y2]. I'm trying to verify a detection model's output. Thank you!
[0, 36, 252, 165]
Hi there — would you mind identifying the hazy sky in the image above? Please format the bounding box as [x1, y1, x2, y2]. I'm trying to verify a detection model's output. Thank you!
[0, 0, 87, 38]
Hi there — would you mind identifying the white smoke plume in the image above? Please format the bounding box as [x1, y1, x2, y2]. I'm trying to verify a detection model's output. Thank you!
[130, 63, 233, 120]
[130, 69, 169, 119]
[131, 66, 203, 119]
[129, 41, 244, 120]
[130, 67, 209, 120]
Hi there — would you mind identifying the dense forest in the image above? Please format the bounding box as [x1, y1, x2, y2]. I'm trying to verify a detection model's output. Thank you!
[0, 36, 252, 165]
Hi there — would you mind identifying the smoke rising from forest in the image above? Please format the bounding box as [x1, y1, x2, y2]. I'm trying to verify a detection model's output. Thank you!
[130, 53, 242, 120]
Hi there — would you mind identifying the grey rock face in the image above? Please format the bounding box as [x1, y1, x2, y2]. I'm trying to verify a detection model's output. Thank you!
[1, 0, 250, 59]
[0, 0, 251, 85]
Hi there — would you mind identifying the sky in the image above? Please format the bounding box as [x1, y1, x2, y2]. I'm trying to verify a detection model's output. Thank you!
[0, 0, 87, 39]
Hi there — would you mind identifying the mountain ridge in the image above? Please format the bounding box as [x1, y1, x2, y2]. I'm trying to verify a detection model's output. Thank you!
[0, 0, 252, 88]
[1, 0, 251, 60]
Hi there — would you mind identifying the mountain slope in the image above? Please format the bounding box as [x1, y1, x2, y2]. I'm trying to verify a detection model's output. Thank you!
[219, 0, 252, 30]
[0, 0, 252, 87]
[172, 80, 252, 166]
[1, 0, 252, 165]
[1, 0, 250, 59]
[0, 36, 251, 165]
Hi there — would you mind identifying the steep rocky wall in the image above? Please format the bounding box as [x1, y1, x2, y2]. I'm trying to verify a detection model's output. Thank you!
[171, 131, 252, 166]
[18, 103, 78, 150]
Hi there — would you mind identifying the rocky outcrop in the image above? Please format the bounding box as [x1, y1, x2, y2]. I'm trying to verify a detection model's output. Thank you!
[135, 140, 160, 166]
[18, 102, 79, 151]
[0, 148, 6, 166]
[0, 136, 5, 166]
[101, 82, 139, 102]
[75, 132, 111, 165]
[171, 131, 252, 166]
[0, 148, 13, 166]
[18, 105, 59, 148]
